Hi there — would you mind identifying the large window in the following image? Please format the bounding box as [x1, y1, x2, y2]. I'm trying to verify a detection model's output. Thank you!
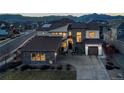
[76, 32, 82, 42]
[31, 53, 46, 61]
[88, 32, 95, 38]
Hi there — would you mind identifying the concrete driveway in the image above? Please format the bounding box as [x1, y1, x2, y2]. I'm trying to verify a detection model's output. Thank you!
[57, 55, 110, 80]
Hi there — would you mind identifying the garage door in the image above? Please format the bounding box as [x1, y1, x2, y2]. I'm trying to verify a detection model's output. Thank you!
[88, 46, 98, 55]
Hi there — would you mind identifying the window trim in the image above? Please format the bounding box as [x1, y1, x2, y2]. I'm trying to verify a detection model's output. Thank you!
[31, 53, 46, 61]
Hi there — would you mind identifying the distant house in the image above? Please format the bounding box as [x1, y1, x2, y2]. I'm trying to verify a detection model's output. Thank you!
[0, 28, 9, 39]
[0, 21, 10, 29]
[21, 36, 63, 65]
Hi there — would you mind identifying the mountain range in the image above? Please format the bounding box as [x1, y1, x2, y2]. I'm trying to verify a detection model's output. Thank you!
[0, 13, 124, 23]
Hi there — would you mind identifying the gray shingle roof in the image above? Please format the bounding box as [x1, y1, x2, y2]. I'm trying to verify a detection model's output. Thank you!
[49, 24, 69, 33]
[87, 23, 100, 30]
[70, 22, 101, 30]
[70, 23, 87, 29]
[22, 36, 62, 52]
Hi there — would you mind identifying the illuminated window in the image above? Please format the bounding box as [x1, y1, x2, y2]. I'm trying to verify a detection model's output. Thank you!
[56, 33, 58, 35]
[62, 41, 67, 49]
[76, 32, 82, 42]
[62, 32, 67, 37]
[59, 32, 62, 35]
[31, 53, 46, 61]
[51, 33, 56, 35]
[68, 38, 73, 44]
[89, 32, 95, 38]
[69, 31, 72, 36]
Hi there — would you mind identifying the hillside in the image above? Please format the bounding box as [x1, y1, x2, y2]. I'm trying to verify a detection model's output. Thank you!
[0, 13, 124, 23]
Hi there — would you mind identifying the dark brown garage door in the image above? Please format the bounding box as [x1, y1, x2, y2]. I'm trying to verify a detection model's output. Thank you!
[88, 46, 98, 55]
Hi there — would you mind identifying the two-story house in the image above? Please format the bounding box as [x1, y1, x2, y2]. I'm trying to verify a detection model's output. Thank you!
[110, 23, 124, 54]
[84, 23, 103, 55]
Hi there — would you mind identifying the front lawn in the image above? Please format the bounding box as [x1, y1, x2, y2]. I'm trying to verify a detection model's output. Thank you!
[0, 70, 76, 80]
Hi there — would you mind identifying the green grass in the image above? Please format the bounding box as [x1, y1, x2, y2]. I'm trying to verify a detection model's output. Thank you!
[0, 70, 76, 80]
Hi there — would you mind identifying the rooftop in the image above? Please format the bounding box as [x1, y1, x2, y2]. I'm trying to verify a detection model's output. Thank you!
[22, 36, 62, 52]
[70, 23, 87, 29]
[87, 22, 100, 30]
[49, 24, 69, 33]
[39, 18, 75, 31]
[70, 22, 102, 30]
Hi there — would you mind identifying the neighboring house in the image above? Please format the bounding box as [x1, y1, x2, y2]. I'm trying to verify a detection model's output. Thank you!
[21, 36, 62, 65]
[37, 23, 70, 52]
[0, 28, 9, 39]
[117, 23, 124, 39]
[110, 23, 124, 54]
[106, 21, 124, 42]
[84, 22, 103, 55]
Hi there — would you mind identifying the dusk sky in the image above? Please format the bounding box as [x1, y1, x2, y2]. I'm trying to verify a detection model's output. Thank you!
[21, 13, 124, 17]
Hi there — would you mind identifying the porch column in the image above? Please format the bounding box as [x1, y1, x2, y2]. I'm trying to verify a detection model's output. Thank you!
[98, 45, 102, 55]
[85, 45, 88, 56]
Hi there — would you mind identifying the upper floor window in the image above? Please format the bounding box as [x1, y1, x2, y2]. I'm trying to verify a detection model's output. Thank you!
[88, 32, 95, 38]
[76, 32, 82, 42]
